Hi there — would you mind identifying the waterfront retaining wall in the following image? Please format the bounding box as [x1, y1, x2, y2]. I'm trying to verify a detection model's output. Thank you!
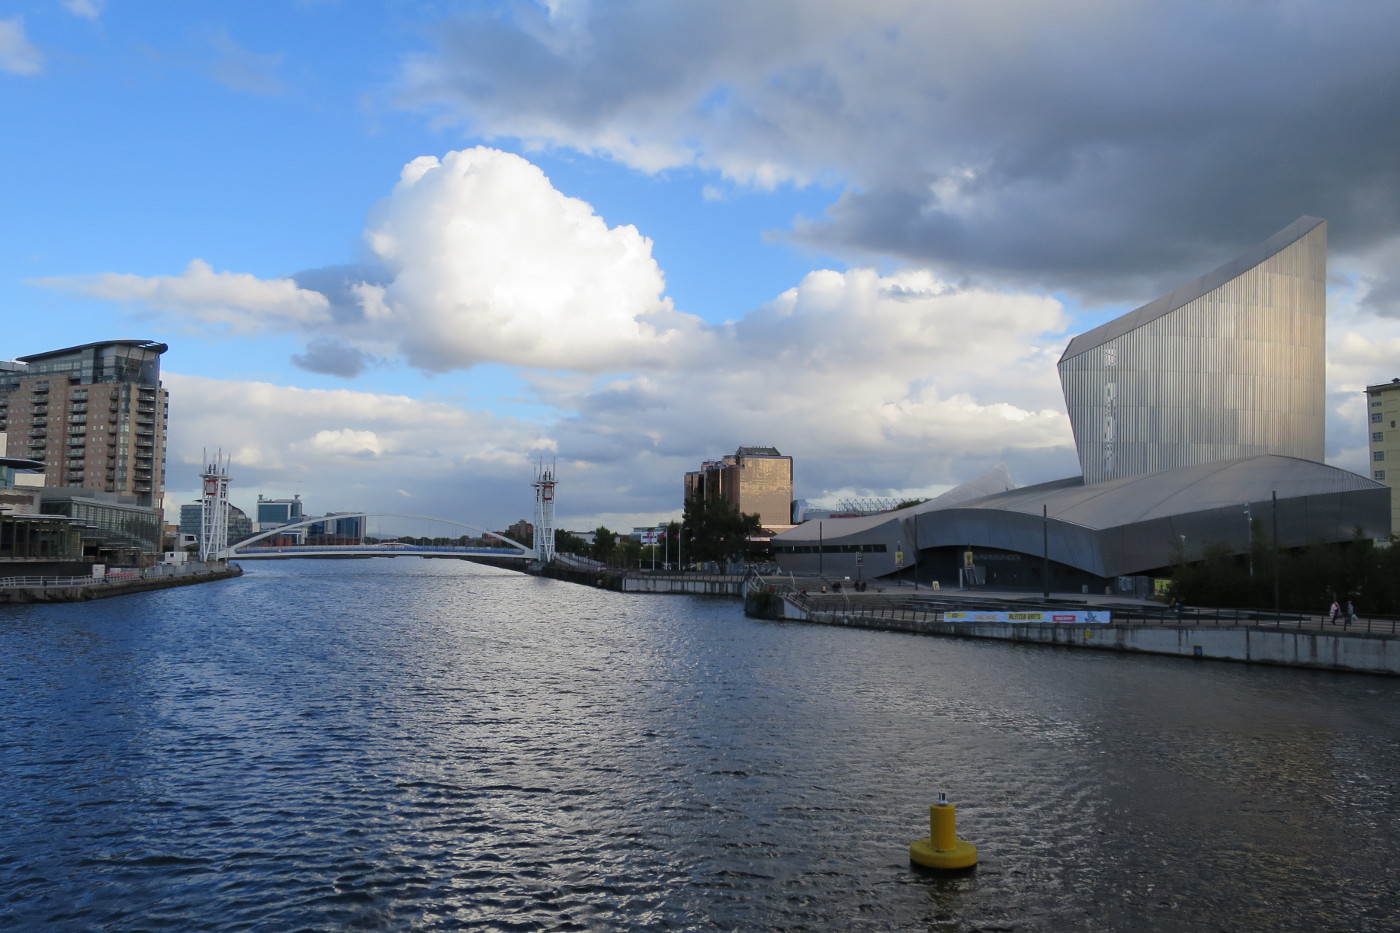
[622, 574, 743, 596]
[0, 564, 243, 603]
[749, 591, 1400, 676]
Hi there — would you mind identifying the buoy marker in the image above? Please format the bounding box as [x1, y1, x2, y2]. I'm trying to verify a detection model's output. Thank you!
[909, 790, 978, 870]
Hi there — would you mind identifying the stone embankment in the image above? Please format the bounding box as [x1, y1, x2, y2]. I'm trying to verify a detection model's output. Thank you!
[744, 584, 1400, 677]
[537, 565, 745, 595]
[0, 562, 243, 603]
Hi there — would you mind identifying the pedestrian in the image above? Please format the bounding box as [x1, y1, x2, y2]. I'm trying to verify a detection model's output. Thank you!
[1346, 600, 1356, 628]
[1328, 599, 1340, 625]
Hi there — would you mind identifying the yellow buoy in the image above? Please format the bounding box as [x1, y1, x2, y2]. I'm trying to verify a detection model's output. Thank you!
[909, 791, 978, 870]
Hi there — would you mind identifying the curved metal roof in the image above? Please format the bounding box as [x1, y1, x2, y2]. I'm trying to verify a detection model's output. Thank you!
[959, 455, 1378, 528]
[16, 339, 168, 363]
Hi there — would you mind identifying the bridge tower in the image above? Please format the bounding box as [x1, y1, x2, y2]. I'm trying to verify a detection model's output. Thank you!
[532, 460, 557, 563]
[199, 451, 231, 562]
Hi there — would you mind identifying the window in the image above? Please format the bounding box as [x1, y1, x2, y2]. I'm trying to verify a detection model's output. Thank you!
[1375, 471, 1387, 481]
[1374, 451, 1386, 462]
[1373, 413, 1383, 423]
[1374, 432, 1385, 443]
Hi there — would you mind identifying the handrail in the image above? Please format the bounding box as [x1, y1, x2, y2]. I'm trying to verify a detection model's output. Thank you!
[745, 573, 1400, 637]
[0, 562, 233, 590]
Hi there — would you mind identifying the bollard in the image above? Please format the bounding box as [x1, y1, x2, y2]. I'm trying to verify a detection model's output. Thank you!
[909, 790, 978, 870]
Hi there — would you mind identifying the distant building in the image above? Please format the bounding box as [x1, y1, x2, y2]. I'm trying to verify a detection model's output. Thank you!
[0, 340, 169, 509]
[685, 446, 794, 529]
[178, 501, 253, 547]
[1365, 378, 1400, 533]
[256, 494, 304, 530]
[504, 519, 533, 544]
[305, 512, 363, 545]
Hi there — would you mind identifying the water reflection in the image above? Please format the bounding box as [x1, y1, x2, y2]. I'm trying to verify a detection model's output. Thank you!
[0, 558, 1397, 931]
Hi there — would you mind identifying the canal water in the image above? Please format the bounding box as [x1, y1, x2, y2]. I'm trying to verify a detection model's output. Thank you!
[1, 559, 1397, 931]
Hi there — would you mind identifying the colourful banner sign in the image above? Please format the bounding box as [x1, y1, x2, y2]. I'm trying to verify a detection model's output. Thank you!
[944, 610, 1110, 624]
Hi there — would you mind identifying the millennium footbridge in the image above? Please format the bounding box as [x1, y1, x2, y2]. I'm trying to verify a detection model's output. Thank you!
[196, 456, 578, 570]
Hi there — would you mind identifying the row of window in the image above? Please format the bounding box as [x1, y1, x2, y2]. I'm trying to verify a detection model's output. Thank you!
[773, 543, 888, 555]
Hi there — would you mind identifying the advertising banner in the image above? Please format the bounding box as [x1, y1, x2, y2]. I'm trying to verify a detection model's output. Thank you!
[944, 610, 1111, 624]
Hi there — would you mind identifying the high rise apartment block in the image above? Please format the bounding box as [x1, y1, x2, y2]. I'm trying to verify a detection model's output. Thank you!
[0, 340, 169, 508]
[685, 446, 794, 529]
[1365, 378, 1400, 533]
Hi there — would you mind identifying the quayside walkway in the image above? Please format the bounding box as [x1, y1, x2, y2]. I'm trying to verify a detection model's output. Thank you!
[0, 561, 242, 603]
[744, 573, 1400, 676]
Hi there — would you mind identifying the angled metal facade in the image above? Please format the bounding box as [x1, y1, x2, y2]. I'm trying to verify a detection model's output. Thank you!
[1059, 217, 1327, 485]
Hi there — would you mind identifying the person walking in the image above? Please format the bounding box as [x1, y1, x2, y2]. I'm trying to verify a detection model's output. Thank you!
[1346, 599, 1356, 629]
[1329, 598, 1340, 625]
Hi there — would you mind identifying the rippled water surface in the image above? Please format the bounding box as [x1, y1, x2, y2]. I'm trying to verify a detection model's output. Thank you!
[3, 559, 1399, 931]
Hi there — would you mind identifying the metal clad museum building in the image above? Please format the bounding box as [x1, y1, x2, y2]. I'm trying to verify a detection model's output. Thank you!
[773, 217, 1391, 592]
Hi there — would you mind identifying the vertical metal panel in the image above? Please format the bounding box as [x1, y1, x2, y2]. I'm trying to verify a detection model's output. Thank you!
[1060, 223, 1326, 485]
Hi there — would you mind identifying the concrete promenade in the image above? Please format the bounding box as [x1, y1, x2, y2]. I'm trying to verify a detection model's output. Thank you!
[0, 562, 243, 603]
[744, 577, 1400, 677]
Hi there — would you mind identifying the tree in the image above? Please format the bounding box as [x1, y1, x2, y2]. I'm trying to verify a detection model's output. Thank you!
[682, 495, 762, 564]
[555, 529, 589, 555]
[592, 525, 617, 564]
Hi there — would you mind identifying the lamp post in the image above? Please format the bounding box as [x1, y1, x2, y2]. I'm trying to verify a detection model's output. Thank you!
[1244, 502, 1253, 578]
[1042, 503, 1049, 599]
[818, 520, 824, 580]
[1271, 490, 1280, 613]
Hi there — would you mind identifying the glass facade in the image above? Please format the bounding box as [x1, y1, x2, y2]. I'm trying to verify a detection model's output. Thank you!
[0, 515, 82, 560]
[40, 496, 161, 560]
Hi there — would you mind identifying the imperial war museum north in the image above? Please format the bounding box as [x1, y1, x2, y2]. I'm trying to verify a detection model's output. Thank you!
[772, 217, 1390, 595]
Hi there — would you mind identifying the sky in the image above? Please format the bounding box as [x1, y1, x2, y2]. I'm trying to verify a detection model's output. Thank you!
[4, 1, 1400, 534]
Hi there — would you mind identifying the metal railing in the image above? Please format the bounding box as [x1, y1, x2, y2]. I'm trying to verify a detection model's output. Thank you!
[746, 572, 1400, 638]
[0, 561, 233, 590]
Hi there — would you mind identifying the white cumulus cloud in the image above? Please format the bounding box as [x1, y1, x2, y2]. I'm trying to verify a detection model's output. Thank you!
[359, 147, 704, 371]
[33, 259, 332, 334]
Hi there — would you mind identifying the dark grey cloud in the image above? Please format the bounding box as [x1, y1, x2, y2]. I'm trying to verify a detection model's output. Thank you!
[291, 337, 376, 378]
[290, 263, 389, 326]
[396, 0, 1400, 306]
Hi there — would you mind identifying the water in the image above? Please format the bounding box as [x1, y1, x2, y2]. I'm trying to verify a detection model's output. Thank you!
[2, 559, 1398, 931]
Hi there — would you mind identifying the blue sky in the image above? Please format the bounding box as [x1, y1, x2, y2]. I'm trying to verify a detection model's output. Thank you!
[4, 1, 1400, 532]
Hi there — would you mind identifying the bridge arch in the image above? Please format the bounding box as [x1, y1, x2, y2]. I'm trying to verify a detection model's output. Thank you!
[223, 513, 533, 559]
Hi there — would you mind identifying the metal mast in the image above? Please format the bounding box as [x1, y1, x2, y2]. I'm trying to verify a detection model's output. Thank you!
[199, 450, 231, 562]
[532, 459, 557, 563]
